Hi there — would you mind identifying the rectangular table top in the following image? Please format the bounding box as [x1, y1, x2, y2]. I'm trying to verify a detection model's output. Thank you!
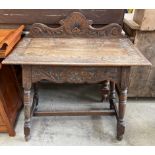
[2, 37, 151, 66]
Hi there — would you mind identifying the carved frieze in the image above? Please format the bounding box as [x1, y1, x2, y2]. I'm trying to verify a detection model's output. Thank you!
[31, 66, 121, 84]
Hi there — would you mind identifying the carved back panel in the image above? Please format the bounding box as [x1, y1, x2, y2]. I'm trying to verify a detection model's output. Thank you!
[29, 12, 122, 38]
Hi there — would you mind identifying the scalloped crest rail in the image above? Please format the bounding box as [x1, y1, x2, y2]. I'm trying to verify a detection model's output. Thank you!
[29, 12, 122, 38]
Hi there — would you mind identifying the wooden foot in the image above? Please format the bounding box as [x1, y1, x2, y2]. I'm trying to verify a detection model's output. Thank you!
[117, 88, 127, 140]
[117, 121, 125, 140]
[109, 81, 116, 109]
[24, 127, 31, 141]
[24, 89, 31, 141]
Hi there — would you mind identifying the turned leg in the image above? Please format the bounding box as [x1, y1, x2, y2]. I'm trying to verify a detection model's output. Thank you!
[24, 88, 31, 141]
[101, 80, 109, 101]
[22, 65, 32, 141]
[109, 81, 116, 109]
[34, 83, 39, 111]
[117, 88, 127, 140]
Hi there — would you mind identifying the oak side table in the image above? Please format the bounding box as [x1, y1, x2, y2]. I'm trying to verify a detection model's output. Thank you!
[2, 12, 151, 141]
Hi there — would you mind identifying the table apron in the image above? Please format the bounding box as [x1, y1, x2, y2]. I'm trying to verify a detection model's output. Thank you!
[30, 65, 122, 84]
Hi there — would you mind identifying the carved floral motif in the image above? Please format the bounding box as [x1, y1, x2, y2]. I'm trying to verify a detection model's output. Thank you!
[31, 66, 121, 84]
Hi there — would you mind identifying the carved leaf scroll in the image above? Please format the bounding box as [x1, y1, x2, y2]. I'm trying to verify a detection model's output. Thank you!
[29, 12, 122, 38]
[31, 66, 121, 84]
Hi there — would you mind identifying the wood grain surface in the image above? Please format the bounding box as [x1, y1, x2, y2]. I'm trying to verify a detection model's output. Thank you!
[0, 9, 124, 26]
[2, 38, 151, 66]
[0, 65, 23, 136]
